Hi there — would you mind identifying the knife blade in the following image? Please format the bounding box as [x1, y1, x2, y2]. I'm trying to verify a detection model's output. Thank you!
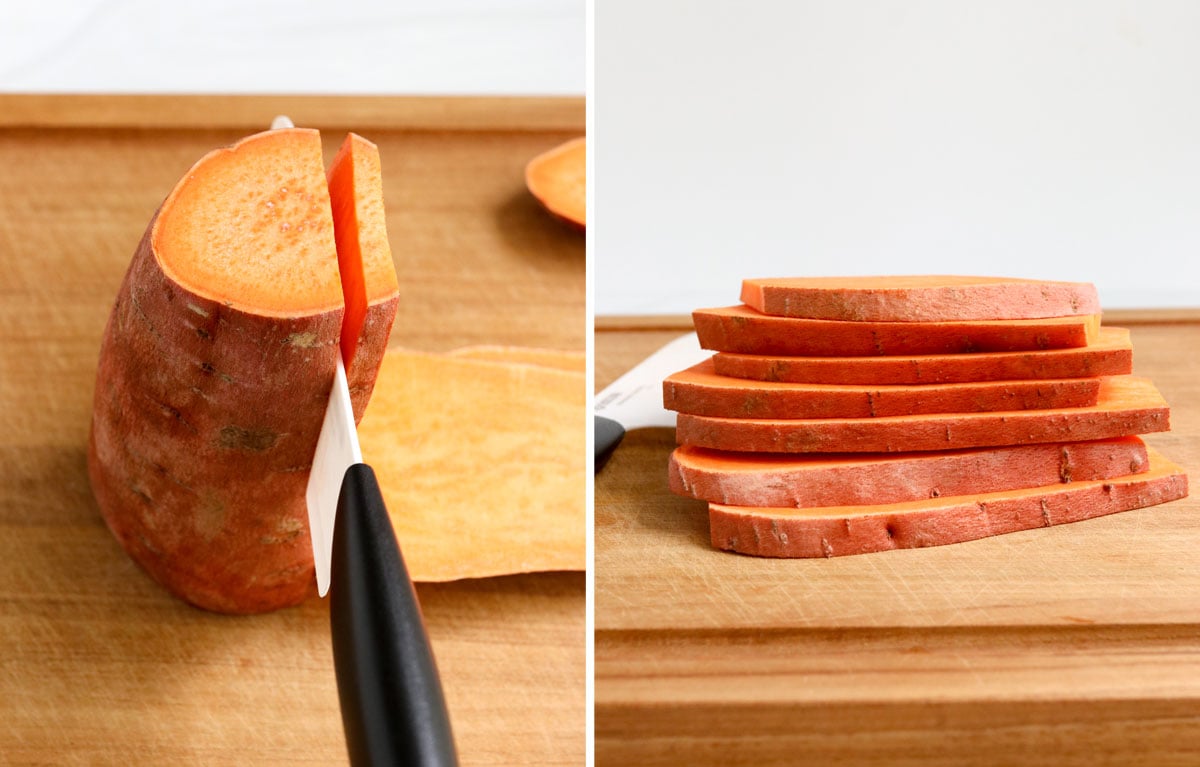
[594, 331, 709, 469]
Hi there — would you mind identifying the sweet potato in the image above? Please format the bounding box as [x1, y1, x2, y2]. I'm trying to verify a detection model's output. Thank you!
[357, 348, 585, 581]
[663, 358, 1099, 419]
[669, 437, 1149, 508]
[708, 448, 1187, 557]
[674, 376, 1168, 453]
[740, 275, 1100, 322]
[87, 128, 397, 614]
[694, 305, 1100, 356]
[526, 137, 586, 228]
[711, 326, 1132, 385]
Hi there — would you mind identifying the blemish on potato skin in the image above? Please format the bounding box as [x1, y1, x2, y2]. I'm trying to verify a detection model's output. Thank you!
[285, 331, 320, 348]
[217, 425, 279, 451]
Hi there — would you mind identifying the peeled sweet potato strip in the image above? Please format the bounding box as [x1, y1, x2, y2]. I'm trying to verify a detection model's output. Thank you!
[711, 326, 1132, 385]
[675, 375, 1169, 453]
[356, 348, 585, 581]
[448, 345, 586, 373]
[663, 358, 1100, 419]
[694, 305, 1100, 357]
[709, 448, 1188, 558]
[740, 275, 1100, 322]
[526, 137, 586, 228]
[670, 437, 1149, 508]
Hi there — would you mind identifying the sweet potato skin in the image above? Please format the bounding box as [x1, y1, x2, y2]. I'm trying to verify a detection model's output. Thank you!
[708, 451, 1188, 558]
[669, 437, 1150, 508]
[694, 305, 1099, 357]
[88, 217, 341, 614]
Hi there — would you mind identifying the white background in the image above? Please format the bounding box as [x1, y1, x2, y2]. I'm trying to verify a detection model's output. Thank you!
[0, 0, 584, 94]
[596, 0, 1200, 315]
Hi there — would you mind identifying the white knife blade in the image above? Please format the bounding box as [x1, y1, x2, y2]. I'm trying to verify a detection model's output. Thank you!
[306, 356, 361, 598]
[594, 331, 709, 466]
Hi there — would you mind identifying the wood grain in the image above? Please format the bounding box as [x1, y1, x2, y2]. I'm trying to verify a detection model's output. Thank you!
[595, 320, 1200, 765]
[0, 96, 584, 766]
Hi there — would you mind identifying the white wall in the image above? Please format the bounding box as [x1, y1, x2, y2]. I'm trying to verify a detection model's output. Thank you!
[596, 0, 1200, 315]
[0, 0, 583, 94]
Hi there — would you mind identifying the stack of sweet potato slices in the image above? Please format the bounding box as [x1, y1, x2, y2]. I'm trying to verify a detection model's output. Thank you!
[665, 276, 1189, 557]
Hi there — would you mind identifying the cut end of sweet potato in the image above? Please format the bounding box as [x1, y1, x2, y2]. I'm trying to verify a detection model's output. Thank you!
[154, 128, 342, 315]
[526, 136, 586, 228]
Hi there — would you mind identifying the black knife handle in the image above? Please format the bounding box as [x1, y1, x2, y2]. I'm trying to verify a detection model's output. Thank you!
[594, 415, 626, 472]
[330, 464, 458, 767]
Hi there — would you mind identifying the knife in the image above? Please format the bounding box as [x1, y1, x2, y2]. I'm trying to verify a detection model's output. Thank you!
[285, 106, 454, 766]
[594, 331, 709, 469]
[307, 355, 458, 767]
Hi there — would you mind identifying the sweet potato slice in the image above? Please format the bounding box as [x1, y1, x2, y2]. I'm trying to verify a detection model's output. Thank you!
[694, 305, 1100, 356]
[356, 349, 585, 581]
[670, 437, 1149, 508]
[708, 448, 1188, 558]
[675, 376, 1168, 453]
[526, 137, 586, 228]
[448, 345, 586, 373]
[327, 133, 400, 419]
[87, 128, 398, 614]
[663, 358, 1099, 419]
[740, 275, 1100, 322]
[712, 326, 1132, 385]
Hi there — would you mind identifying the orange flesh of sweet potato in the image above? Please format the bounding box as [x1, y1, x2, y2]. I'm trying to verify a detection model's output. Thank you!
[693, 305, 1100, 356]
[356, 349, 585, 581]
[525, 137, 586, 228]
[448, 346, 586, 373]
[708, 448, 1187, 558]
[663, 358, 1100, 419]
[674, 375, 1168, 453]
[327, 133, 400, 419]
[669, 437, 1149, 508]
[87, 128, 397, 614]
[711, 326, 1132, 385]
[740, 275, 1101, 322]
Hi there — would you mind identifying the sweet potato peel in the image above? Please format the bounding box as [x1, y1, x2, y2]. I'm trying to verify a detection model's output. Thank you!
[709, 449, 1188, 558]
[356, 348, 585, 581]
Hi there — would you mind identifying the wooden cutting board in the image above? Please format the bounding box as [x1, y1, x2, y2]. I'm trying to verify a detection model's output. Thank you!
[596, 317, 1200, 766]
[0, 95, 584, 766]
